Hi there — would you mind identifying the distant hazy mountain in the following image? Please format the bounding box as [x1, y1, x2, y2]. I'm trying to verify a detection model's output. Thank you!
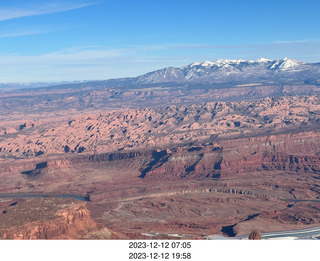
[1, 58, 320, 91]
[0, 81, 86, 90]
[133, 58, 320, 85]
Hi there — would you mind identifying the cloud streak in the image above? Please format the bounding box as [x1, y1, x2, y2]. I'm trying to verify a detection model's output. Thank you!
[144, 41, 320, 62]
[0, 30, 47, 39]
[0, 45, 191, 82]
[0, 47, 138, 82]
[1, 40, 320, 82]
[152, 40, 320, 51]
[0, 1, 95, 21]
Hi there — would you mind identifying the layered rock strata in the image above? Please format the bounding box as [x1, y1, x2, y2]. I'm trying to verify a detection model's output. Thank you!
[0, 198, 104, 239]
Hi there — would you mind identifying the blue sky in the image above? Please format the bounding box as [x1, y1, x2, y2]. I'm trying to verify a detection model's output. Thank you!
[0, 0, 320, 82]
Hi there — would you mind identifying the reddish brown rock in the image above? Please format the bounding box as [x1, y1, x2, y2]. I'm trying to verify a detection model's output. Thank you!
[248, 230, 262, 240]
[1, 94, 320, 238]
[0, 198, 111, 239]
[1, 95, 320, 158]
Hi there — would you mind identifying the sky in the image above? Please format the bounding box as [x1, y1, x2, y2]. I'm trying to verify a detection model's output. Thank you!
[0, 0, 320, 82]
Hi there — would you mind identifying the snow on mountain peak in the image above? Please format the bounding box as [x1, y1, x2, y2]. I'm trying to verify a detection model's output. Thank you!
[213, 59, 246, 67]
[187, 60, 218, 67]
[185, 57, 304, 72]
[187, 59, 250, 68]
[201, 61, 215, 67]
[278, 58, 303, 71]
[267, 58, 303, 71]
[189, 61, 202, 67]
[135, 57, 316, 85]
[256, 58, 273, 63]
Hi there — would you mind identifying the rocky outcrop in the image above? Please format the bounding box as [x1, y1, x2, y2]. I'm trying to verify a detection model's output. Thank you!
[248, 230, 262, 240]
[1, 95, 320, 158]
[219, 131, 320, 176]
[2, 92, 320, 238]
[139, 146, 222, 180]
[1, 129, 319, 192]
[261, 153, 320, 173]
[0, 198, 102, 239]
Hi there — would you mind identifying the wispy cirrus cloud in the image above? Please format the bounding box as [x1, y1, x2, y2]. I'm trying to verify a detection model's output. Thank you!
[0, 46, 136, 82]
[0, 45, 191, 82]
[144, 40, 320, 62]
[149, 39, 320, 51]
[0, 30, 48, 39]
[1, 40, 320, 82]
[0, 1, 96, 21]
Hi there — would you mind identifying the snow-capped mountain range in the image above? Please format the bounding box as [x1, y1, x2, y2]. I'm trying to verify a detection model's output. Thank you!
[134, 58, 320, 85]
[2, 58, 319, 90]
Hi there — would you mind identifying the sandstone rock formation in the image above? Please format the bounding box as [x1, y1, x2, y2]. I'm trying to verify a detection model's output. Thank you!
[248, 230, 262, 240]
[1, 88, 320, 239]
[1, 95, 320, 158]
[0, 198, 110, 239]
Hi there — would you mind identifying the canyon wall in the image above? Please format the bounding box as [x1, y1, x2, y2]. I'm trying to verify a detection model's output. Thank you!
[4, 130, 320, 184]
[0, 198, 102, 239]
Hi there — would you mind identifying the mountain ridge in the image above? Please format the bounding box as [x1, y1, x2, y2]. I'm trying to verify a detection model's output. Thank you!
[1, 58, 320, 90]
[135, 57, 318, 85]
